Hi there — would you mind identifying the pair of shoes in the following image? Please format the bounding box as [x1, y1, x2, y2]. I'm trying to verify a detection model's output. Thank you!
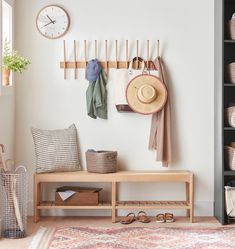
[120, 211, 151, 224]
[156, 213, 174, 223]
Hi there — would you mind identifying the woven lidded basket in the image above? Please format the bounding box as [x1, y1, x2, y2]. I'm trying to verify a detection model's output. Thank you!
[225, 106, 235, 127]
[225, 63, 235, 84]
[86, 151, 118, 174]
[224, 144, 235, 170]
[228, 18, 235, 40]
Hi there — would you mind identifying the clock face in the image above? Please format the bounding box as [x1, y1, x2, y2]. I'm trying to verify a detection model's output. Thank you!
[36, 5, 70, 39]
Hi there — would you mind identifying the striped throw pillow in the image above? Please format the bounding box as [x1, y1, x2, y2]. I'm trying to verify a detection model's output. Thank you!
[31, 124, 81, 173]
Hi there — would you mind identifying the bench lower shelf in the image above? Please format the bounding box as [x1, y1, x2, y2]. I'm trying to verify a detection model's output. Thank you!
[117, 201, 189, 209]
[37, 200, 189, 210]
[38, 201, 112, 210]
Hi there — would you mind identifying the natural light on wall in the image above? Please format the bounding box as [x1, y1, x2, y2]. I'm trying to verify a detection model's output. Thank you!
[2, 0, 12, 43]
[2, 0, 13, 88]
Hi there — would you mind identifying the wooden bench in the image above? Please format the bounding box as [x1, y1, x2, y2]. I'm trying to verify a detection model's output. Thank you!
[34, 170, 194, 223]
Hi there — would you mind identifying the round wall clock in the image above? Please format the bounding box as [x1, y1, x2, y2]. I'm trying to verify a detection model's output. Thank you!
[36, 5, 70, 39]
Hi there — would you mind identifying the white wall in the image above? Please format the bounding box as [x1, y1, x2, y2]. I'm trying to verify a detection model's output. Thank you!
[15, 0, 214, 216]
[0, 88, 15, 161]
[0, 0, 15, 168]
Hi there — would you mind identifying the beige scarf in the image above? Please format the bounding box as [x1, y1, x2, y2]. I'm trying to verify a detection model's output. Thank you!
[148, 57, 172, 167]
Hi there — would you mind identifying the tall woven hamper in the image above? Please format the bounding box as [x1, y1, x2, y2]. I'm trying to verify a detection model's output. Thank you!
[0, 166, 28, 238]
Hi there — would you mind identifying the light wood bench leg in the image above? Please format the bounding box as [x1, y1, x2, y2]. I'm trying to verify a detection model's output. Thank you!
[185, 182, 190, 217]
[112, 182, 117, 223]
[34, 178, 41, 223]
[189, 175, 194, 223]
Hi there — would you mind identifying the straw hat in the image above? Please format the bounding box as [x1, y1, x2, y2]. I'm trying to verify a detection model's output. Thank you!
[126, 74, 167, 115]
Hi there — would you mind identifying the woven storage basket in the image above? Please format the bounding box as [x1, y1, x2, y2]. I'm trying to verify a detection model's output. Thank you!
[225, 106, 235, 127]
[224, 145, 235, 170]
[228, 18, 235, 40]
[86, 151, 117, 173]
[225, 63, 235, 84]
[225, 186, 235, 219]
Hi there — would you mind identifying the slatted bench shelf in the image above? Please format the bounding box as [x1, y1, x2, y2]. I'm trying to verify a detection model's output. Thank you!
[116, 201, 189, 209]
[34, 170, 194, 223]
[38, 201, 112, 209]
[37, 201, 189, 210]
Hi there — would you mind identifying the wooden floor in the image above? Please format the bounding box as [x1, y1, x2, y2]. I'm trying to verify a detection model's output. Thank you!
[0, 216, 232, 249]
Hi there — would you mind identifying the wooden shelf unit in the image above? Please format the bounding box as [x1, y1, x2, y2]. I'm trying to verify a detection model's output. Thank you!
[224, 127, 235, 130]
[224, 171, 235, 176]
[224, 83, 235, 86]
[34, 170, 194, 223]
[214, 0, 235, 225]
[224, 39, 235, 43]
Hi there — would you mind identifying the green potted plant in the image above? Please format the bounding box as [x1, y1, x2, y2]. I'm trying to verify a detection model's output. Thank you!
[2, 40, 30, 86]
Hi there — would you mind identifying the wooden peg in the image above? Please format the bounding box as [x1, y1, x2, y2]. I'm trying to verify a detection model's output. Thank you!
[73, 40, 77, 79]
[105, 40, 108, 74]
[115, 40, 118, 69]
[126, 40, 129, 68]
[147, 40, 150, 69]
[63, 40, 66, 80]
[95, 40, 98, 58]
[157, 40, 160, 57]
[136, 40, 139, 69]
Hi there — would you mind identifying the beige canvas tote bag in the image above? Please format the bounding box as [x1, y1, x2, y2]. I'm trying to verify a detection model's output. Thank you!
[113, 58, 158, 112]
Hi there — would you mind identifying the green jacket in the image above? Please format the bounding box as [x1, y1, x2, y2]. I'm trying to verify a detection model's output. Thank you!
[86, 69, 107, 119]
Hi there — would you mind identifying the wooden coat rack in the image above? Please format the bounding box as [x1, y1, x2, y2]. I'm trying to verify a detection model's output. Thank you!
[60, 40, 160, 79]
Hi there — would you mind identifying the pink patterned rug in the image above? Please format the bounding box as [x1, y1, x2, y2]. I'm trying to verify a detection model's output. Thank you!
[30, 226, 235, 249]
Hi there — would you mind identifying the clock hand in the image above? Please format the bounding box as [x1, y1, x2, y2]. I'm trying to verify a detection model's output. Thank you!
[46, 14, 56, 24]
[40, 21, 54, 29]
